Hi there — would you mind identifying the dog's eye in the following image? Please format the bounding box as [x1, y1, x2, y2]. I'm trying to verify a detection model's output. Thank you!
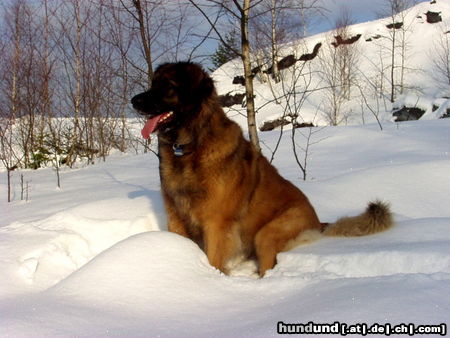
[166, 81, 178, 91]
[165, 86, 176, 96]
[163, 82, 178, 96]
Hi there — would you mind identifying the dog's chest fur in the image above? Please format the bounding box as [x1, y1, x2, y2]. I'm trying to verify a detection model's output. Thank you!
[157, 121, 250, 227]
[159, 149, 206, 211]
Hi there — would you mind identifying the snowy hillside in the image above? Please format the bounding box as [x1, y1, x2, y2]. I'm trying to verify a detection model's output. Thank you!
[1, 119, 450, 336]
[213, 0, 450, 131]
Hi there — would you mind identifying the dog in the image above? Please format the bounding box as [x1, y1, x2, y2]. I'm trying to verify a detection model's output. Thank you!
[131, 62, 393, 277]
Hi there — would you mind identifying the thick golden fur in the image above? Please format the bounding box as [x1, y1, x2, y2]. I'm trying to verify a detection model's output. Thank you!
[131, 62, 393, 277]
[283, 201, 393, 251]
[324, 201, 393, 237]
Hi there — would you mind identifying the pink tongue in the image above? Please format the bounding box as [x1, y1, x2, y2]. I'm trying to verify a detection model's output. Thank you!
[141, 115, 163, 139]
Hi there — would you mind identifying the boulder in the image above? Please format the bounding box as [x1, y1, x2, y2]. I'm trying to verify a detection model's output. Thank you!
[232, 76, 245, 85]
[425, 11, 442, 24]
[393, 106, 425, 121]
[386, 22, 403, 29]
[219, 92, 246, 107]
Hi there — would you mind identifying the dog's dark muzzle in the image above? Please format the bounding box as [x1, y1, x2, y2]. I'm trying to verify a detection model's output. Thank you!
[131, 91, 171, 119]
[131, 92, 151, 114]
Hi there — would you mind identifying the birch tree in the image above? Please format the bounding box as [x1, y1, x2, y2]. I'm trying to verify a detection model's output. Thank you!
[189, 0, 261, 151]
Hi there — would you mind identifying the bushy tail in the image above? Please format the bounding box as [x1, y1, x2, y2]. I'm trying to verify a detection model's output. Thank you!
[323, 200, 393, 237]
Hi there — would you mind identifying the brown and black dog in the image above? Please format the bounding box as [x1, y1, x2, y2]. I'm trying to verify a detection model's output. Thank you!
[131, 62, 393, 277]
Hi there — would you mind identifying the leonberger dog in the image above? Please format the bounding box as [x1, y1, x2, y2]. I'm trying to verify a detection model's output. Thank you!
[131, 62, 393, 277]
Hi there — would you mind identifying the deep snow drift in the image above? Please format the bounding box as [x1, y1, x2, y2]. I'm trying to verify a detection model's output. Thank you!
[1, 119, 449, 336]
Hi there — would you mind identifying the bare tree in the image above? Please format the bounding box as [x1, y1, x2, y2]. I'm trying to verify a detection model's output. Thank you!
[53, 1, 125, 165]
[252, 0, 285, 83]
[119, 0, 157, 87]
[116, 0, 203, 154]
[0, 0, 45, 169]
[355, 78, 384, 130]
[257, 39, 326, 180]
[281, 59, 322, 180]
[431, 28, 450, 90]
[54, 0, 88, 166]
[0, 121, 19, 202]
[104, 1, 134, 154]
[118, 0, 198, 86]
[379, 0, 416, 102]
[319, 8, 360, 125]
[239, 0, 261, 151]
[0, 4, 21, 197]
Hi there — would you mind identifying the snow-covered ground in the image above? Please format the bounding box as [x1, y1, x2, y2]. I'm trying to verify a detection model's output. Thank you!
[1, 118, 449, 336]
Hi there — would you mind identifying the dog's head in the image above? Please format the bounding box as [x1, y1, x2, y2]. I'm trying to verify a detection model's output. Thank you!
[131, 62, 215, 137]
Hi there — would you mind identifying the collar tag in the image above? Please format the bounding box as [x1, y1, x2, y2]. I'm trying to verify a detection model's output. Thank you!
[172, 143, 184, 157]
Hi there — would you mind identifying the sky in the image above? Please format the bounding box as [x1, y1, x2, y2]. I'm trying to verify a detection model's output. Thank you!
[310, 0, 429, 34]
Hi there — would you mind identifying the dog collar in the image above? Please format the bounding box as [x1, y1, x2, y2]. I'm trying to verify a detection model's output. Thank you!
[172, 143, 192, 157]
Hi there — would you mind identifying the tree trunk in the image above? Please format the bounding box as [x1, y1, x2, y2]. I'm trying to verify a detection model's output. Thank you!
[132, 0, 153, 87]
[7, 169, 12, 203]
[241, 0, 260, 152]
[390, 22, 396, 103]
[270, 0, 280, 83]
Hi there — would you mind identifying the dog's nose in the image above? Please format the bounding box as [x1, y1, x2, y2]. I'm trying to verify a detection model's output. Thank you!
[131, 94, 143, 106]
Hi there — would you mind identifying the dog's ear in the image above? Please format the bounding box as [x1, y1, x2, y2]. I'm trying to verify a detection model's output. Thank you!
[174, 62, 216, 111]
[183, 63, 214, 101]
[197, 73, 214, 100]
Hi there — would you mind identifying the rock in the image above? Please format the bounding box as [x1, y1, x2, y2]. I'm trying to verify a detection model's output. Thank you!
[386, 22, 403, 29]
[260, 118, 315, 131]
[219, 92, 246, 107]
[277, 54, 297, 70]
[424, 11, 442, 24]
[260, 118, 290, 131]
[298, 43, 322, 62]
[293, 122, 315, 129]
[232, 76, 245, 85]
[331, 34, 362, 47]
[393, 106, 426, 121]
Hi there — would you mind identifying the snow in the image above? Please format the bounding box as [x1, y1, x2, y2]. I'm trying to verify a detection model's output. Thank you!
[1, 118, 450, 336]
[2, 1, 450, 335]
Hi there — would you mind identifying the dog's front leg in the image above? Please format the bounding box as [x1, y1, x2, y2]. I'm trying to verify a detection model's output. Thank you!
[203, 220, 240, 274]
[166, 208, 189, 238]
[162, 191, 189, 238]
